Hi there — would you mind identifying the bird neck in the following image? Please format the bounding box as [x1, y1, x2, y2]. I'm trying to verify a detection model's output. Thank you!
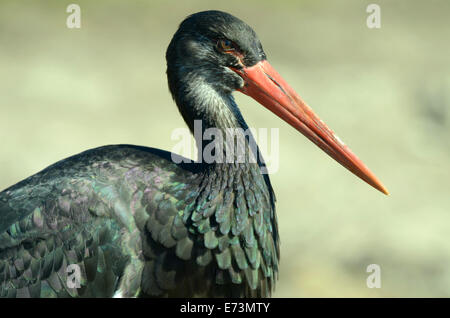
[169, 70, 279, 276]
[172, 72, 260, 167]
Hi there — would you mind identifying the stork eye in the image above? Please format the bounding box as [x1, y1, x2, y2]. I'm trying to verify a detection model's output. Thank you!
[217, 39, 235, 52]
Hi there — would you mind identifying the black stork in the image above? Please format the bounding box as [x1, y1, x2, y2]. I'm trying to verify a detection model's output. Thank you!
[0, 10, 388, 298]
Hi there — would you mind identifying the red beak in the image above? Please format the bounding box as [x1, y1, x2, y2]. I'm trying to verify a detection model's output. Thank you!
[232, 60, 389, 195]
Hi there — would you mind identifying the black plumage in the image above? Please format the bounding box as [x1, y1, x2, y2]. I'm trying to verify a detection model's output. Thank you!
[0, 11, 279, 297]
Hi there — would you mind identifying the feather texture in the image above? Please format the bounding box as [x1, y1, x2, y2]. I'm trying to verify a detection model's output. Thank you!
[0, 144, 279, 297]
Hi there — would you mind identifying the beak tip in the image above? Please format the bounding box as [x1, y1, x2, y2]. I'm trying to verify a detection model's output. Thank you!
[375, 183, 390, 196]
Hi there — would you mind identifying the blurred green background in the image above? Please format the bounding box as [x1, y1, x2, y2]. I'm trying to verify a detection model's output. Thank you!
[1, 0, 449, 297]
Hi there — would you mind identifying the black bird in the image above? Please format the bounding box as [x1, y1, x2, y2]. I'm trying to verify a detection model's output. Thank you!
[0, 10, 388, 298]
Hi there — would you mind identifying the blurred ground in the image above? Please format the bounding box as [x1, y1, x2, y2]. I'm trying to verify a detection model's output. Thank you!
[1, 0, 449, 297]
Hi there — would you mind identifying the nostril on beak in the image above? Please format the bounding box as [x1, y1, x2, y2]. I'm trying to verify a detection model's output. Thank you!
[265, 72, 287, 95]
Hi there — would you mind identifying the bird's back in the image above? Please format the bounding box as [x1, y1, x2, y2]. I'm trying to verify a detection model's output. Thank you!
[0, 144, 279, 297]
[0, 145, 201, 297]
